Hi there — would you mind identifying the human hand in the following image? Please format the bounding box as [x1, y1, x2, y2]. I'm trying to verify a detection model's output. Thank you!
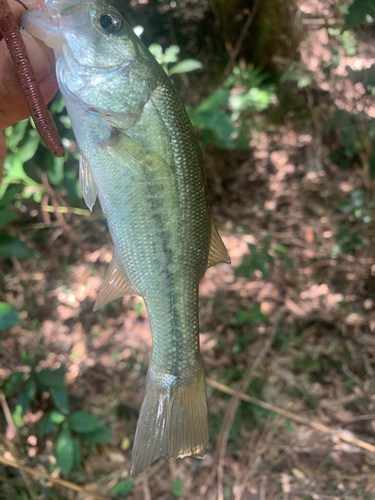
[0, 0, 58, 167]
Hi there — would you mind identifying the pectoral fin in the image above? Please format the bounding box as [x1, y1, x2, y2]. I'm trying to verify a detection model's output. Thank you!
[79, 153, 98, 211]
[207, 221, 231, 268]
[93, 254, 140, 311]
[102, 129, 171, 176]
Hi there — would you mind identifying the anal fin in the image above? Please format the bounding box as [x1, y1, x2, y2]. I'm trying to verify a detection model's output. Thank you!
[207, 221, 231, 268]
[93, 254, 140, 311]
[79, 152, 98, 211]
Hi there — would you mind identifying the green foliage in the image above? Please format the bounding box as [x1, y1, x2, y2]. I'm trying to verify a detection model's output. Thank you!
[328, 28, 357, 56]
[226, 65, 276, 120]
[280, 66, 313, 89]
[237, 377, 272, 429]
[333, 228, 365, 256]
[323, 110, 375, 175]
[188, 89, 237, 149]
[344, 0, 375, 30]
[148, 42, 202, 76]
[0, 186, 31, 260]
[110, 479, 134, 496]
[235, 235, 289, 279]
[188, 64, 276, 149]
[338, 189, 374, 222]
[56, 425, 75, 476]
[0, 302, 20, 330]
[1, 357, 113, 477]
[2, 92, 82, 211]
[172, 478, 183, 497]
[235, 305, 266, 326]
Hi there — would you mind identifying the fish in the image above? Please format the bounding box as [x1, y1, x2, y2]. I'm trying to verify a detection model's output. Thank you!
[22, 0, 230, 476]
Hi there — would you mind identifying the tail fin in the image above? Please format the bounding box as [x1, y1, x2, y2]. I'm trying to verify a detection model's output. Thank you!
[130, 370, 208, 476]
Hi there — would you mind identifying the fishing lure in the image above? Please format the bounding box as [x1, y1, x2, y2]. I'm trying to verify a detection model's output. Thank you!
[0, 0, 64, 157]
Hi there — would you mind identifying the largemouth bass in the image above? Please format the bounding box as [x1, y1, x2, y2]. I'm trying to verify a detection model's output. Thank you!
[22, 0, 230, 476]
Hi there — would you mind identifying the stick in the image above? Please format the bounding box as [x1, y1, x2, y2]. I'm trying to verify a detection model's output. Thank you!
[206, 379, 375, 453]
[216, 313, 282, 500]
[0, 454, 109, 500]
[219, 0, 262, 86]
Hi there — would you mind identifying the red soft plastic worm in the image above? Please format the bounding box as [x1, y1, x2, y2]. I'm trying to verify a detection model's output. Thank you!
[0, 0, 65, 157]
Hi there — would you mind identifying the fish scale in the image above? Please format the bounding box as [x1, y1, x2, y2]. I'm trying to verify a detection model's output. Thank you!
[22, 0, 230, 476]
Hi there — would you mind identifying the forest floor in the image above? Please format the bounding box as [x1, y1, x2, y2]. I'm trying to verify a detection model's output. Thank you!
[1, 0, 375, 499]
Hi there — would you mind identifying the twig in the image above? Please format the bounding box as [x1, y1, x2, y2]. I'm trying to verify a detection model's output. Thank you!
[141, 474, 151, 500]
[219, 0, 261, 86]
[40, 171, 74, 238]
[0, 398, 37, 499]
[216, 312, 283, 500]
[0, 455, 109, 500]
[206, 379, 375, 454]
[0, 391, 17, 440]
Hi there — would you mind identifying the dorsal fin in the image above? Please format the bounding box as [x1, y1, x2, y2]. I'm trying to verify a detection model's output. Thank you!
[79, 152, 98, 211]
[207, 221, 231, 269]
[93, 254, 140, 311]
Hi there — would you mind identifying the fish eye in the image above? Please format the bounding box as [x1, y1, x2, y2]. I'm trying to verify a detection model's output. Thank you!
[96, 12, 121, 34]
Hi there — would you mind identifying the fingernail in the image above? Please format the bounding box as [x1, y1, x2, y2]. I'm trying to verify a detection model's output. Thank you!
[21, 30, 52, 83]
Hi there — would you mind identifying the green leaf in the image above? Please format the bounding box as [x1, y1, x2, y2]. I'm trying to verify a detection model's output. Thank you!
[0, 234, 31, 259]
[344, 0, 375, 30]
[2, 371, 24, 396]
[0, 209, 19, 229]
[70, 411, 104, 433]
[47, 156, 65, 186]
[23, 376, 37, 400]
[169, 59, 203, 75]
[172, 478, 183, 497]
[0, 302, 20, 330]
[56, 425, 74, 476]
[12, 404, 24, 427]
[73, 438, 81, 470]
[0, 186, 20, 209]
[196, 89, 230, 112]
[40, 411, 66, 435]
[17, 376, 37, 416]
[110, 479, 134, 496]
[83, 427, 114, 443]
[51, 386, 70, 415]
[4, 120, 29, 149]
[164, 44, 180, 64]
[18, 390, 30, 417]
[37, 368, 65, 388]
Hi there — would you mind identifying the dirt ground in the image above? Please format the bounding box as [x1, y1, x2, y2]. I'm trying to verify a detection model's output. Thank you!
[1, 0, 375, 499]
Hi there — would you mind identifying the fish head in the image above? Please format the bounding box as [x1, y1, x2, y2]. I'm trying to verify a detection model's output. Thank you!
[22, 0, 155, 126]
[22, 0, 137, 62]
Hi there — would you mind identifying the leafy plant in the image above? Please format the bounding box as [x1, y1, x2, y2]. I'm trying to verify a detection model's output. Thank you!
[0, 302, 20, 330]
[188, 64, 276, 149]
[333, 228, 365, 256]
[111, 479, 134, 497]
[1, 358, 114, 476]
[344, 0, 375, 30]
[148, 43, 203, 76]
[323, 110, 375, 176]
[235, 235, 289, 279]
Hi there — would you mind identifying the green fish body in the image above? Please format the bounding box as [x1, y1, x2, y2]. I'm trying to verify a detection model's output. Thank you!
[22, 0, 230, 476]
